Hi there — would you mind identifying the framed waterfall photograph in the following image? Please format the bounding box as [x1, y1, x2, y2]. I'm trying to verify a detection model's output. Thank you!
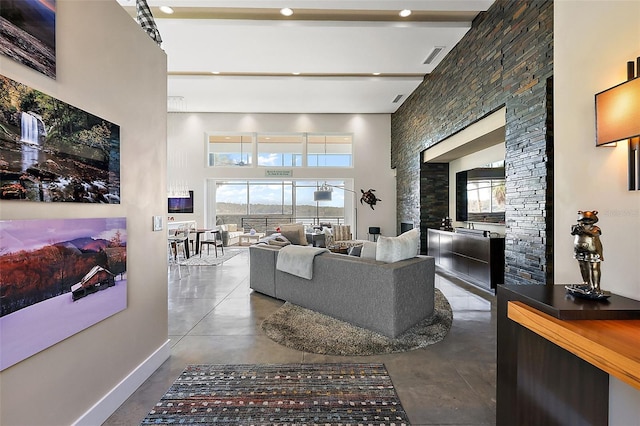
[0, 74, 120, 203]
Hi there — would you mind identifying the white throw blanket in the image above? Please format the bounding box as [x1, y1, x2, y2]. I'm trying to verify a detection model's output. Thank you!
[276, 245, 329, 280]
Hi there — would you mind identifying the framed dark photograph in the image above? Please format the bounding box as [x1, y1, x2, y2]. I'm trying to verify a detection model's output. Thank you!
[0, 0, 56, 78]
[168, 190, 194, 214]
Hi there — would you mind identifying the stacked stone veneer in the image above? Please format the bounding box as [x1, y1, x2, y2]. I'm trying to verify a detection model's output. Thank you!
[391, 0, 554, 285]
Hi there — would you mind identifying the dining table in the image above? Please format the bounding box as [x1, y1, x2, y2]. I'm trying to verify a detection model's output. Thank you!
[190, 228, 217, 255]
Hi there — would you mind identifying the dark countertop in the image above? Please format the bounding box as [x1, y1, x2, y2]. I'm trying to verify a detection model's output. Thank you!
[498, 284, 640, 320]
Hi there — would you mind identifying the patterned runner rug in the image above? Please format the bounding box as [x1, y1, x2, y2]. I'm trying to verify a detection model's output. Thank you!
[140, 363, 410, 425]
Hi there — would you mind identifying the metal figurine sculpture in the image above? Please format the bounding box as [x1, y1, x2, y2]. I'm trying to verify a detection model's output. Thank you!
[565, 210, 611, 299]
[360, 189, 381, 210]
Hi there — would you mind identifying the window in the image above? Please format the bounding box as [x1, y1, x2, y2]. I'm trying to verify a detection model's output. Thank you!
[248, 181, 293, 215]
[208, 133, 353, 168]
[216, 181, 248, 214]
[294, 181, 345, 224]
[467, 179, 506, 214]
[215, 180, 344, 224]
[208, 134, 252, 167]
[257, 134, 303, 167]
[307, 134, 352, 167]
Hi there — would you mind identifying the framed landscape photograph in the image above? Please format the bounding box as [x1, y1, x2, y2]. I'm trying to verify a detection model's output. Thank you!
[0, 75, 120, 203]
[0, 217, 127, 371]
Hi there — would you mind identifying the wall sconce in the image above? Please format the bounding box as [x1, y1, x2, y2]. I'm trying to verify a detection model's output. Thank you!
[595, 57, 640, 190]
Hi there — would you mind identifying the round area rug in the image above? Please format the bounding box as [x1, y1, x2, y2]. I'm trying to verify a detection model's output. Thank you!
[261, 288, 453, 356]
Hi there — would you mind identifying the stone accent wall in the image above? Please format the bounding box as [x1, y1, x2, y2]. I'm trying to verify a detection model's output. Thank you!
[419, 162, 449, 254]
[391, 0, 554, 285]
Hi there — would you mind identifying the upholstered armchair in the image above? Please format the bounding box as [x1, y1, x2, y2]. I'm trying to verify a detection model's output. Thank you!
[333, 225, 352, 241]
[219, 224, 244, 246]
[325, 225, 351, 247]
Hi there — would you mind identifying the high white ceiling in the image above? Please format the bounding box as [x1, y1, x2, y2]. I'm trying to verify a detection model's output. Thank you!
[116, 1, 494, 114]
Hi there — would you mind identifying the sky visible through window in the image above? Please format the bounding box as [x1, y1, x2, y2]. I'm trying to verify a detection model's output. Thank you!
[216, 181, 344, 206]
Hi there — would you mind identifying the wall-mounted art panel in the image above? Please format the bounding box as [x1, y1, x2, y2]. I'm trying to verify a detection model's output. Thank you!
[0, 75, 120, 203]
[0, 217, 127, 371]
[0, 0, 56, 78]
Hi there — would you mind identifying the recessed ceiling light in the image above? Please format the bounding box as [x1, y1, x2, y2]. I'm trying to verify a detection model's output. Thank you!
[211, 71, 220, 74]
[292, 72, 300, 75]
[372, 72, 381, 76]
[280, 8, 293, 17]
[159, 6, 174, 14]
[399, 9, 412, 18]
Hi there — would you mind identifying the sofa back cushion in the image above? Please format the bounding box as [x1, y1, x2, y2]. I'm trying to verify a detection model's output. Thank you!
[375, 228, 420, 263]
[220, 224, 238, 232]
[279, 223, 306, 245]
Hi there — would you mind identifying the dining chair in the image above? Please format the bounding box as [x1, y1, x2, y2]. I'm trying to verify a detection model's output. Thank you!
[184, 221, 197, 253]
[168, 226, 189, 261]
[168, 226, 190, 279]
[199, 230, 224, 257]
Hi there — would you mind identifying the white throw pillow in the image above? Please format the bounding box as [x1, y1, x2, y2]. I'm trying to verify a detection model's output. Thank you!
[360, 241, 377, 259]
[375, 228, 419, 263]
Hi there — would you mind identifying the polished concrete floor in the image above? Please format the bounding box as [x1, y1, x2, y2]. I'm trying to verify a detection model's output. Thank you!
[104, 248, 497, 425]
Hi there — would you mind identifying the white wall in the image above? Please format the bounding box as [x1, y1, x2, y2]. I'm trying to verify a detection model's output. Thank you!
[167, 113, 397, 239]
[0, 1, 168, 425]
[555, 1, 640, 423]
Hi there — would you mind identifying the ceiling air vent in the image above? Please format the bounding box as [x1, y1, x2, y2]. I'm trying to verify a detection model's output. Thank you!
[423, 46, 445, 65]
[392, 94, 404, 104]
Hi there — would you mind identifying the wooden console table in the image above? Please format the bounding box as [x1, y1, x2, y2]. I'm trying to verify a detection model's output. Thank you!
[497, 285, 640, 425]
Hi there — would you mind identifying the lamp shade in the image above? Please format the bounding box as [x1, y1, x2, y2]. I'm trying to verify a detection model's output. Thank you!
[595, 77, 640, 146]
[313, 190, 332, 201]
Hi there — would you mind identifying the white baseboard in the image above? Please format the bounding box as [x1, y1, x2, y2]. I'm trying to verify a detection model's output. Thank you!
[72, 340, 171, 426]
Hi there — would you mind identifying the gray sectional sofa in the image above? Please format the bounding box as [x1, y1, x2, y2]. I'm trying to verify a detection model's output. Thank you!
[249, 244, 435, 338]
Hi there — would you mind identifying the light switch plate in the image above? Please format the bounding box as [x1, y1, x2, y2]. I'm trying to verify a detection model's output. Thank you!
[153, 216, 163, 231]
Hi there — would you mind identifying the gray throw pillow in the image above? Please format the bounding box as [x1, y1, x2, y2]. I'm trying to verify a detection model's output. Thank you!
[348, 245, 363, 256]
[268, 235, 291, 247]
